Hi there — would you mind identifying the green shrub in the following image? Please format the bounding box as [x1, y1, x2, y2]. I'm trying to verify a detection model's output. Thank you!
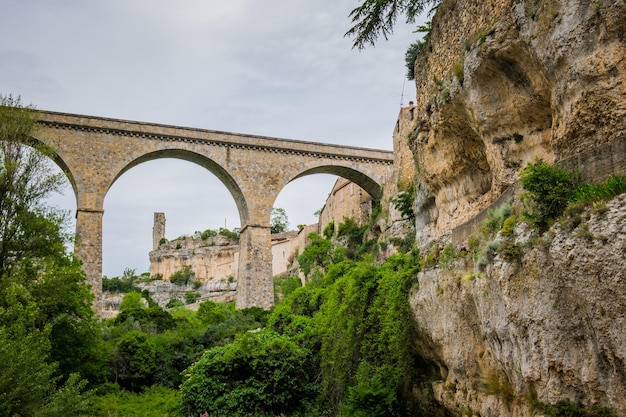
[200, 229, 217, 240]
[184, 291, 200, 304]
[323, 221, 335, 239]
[169, 265, 194, 286]
[111, 331, 156, 391]
[482, 203, 511, 236]
[165, 299, 183, 309]
[571, 174, 626, 203]
[180, 330, 318, 416]
[274, 275, 302, 302]
[88, 385, 182, 417]
[218, 227, 239, 241]
[520, 160, 575, 231]
[298, 233, 333, 278]
[391, 183, 416, 224]
[404, 41, 425, 80]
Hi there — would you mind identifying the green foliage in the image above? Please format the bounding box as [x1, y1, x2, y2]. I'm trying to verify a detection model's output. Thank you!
[102, 275, 142, 293]
[119, 291, 146, 312]
[200, 228, 217, 240]
[169, 265, 194, 286]
[0, 99, 68, 278]
[391, 183, 416, 224]
[337, 216, 369, 259]
[482, 203, 512, 236]
[165, 298, 183, 308]
[345, 0, 440, 50]
[181, 330, 318, 416]
[112, 331, 156, 391]
[274, 275, 302, 302]
[298, 233, 333, 278]
[537, 400, 619, 417]
[218, 227, 239, 241]
[323, 221, 335, 239]
[0, 283, 92, 416]
[271, 207, 290, 234]
[315, 253, 421, 416]
[570, 174, 626, 204]
[184, 290, 200, 304]
[404, 41, 425, 80]
[88, 385, 182, 417]
[439, 243, 457, 268]
[520, 159, 576, 231]
[342, 362, 398, 417]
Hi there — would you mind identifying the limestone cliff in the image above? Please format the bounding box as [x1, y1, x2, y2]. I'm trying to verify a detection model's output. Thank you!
[391, 0, 626, 415]
[411, 194, 626, 416]
[400, 0, 625, 247]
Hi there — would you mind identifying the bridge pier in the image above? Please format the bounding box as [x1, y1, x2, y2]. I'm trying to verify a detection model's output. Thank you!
[236, 224, 274, 309]
[75, 208, 104, 309]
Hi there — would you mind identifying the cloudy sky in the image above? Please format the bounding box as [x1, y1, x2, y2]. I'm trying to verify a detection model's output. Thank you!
[0, 0, 426, 277]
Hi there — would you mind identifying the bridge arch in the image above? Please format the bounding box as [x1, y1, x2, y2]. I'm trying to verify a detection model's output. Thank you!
[24, 136, 78, 200]
[290, 165, 383, 200]
[108, 149, 248, 225]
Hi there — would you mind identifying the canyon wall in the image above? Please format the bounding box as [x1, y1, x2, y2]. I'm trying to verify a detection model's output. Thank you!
[403, 0, 625, 247]
[396, 0, 626, 415]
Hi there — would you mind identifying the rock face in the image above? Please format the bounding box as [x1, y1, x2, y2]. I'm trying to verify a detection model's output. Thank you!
[410, 195, 626, 416]
[396, 0, 626, 415]
[404, 0, 625, 247]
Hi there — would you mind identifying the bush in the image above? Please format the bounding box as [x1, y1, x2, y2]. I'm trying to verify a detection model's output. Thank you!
[180, 330, 318, 416]
[391, 183, 416, 224]
[184, 291, 200, 304]
[200, 229, 217, 240]
[520, 160, 575, 231]
[169, 265, 194, 286]
[298, 233, 333, 278]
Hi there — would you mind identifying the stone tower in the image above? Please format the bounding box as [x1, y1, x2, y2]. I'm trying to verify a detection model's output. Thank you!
[153, 212, 166, 250]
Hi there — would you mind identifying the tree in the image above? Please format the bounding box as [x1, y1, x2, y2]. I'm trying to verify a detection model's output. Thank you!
[0, 95, 67, 280]
[181, 330, 317, 416]
[271, 207, 290, 234]
[345, 0, 439, 50]
[0, 96, 97, 409]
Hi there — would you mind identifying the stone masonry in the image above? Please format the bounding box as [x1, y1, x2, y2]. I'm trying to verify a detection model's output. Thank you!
[33, 110, 394, 310]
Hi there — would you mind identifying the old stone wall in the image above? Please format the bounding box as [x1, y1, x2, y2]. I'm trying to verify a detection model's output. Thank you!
[319, 178, 373, 233]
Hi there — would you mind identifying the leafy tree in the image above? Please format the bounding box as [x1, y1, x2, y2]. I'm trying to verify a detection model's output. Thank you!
[181, 330, 318, 416]
[0, 96, 99, 402]
[297, 233, 333, 278]
[119, 291, 146, 312]
[345, 0, 439, 49]
[271, 207, 290, 234]
[169, 265, 194, 286]
[0, 95, 67, 280]
[0, 283, 92, 416]
[112, 331, 156, 391]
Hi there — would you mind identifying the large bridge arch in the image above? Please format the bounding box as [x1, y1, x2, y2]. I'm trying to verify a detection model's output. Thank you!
[290, 165, 384, 201]
[108, 149, 249, 225]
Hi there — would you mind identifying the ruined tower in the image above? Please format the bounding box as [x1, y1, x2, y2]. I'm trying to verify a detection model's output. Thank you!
[153, 212, 166, 251]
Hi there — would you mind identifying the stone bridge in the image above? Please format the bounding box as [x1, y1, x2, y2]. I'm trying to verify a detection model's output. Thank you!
[34, 110, 394, 309]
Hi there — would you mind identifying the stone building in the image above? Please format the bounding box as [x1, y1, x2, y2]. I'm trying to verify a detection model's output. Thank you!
[318, 178, 373, 233]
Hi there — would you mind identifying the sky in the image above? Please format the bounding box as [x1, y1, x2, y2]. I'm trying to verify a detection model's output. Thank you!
[0, 0, 426, 277]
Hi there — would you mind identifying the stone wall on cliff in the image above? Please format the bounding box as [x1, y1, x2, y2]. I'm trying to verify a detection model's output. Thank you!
[400, 0, 625, 248]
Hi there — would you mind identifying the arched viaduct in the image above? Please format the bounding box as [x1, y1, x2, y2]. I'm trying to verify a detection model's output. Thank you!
[34, 110, 394, 309]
